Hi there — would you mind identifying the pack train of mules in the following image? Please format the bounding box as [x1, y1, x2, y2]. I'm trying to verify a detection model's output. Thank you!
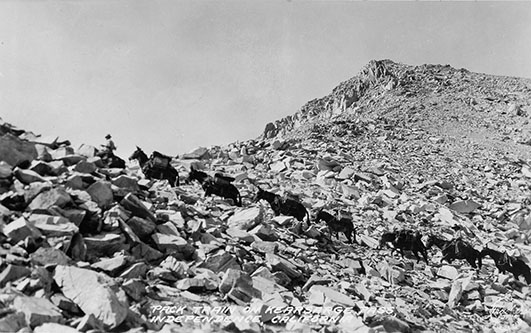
[127, 148, 531, 285]
[378, 228, 531, 284]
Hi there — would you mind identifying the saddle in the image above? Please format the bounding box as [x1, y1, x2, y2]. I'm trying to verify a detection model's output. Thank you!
[149, 151, 172, 169]
[214, 172, 235, 185]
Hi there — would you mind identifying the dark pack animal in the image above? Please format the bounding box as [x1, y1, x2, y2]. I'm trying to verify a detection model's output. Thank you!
[380, 230, 428, 263]
[426, 235, 482, 269]
[188, 167, 241, 206]
[480, 247, 531, 284]
[253, 187, 309, 223]
[129, 147, 179, 186]
[314, 209, 356, 244]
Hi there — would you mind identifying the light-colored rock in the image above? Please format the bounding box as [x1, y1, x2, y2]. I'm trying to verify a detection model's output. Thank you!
[84, 233, 129, 257]
[437, 265, 459, 280]
[27, 214, 79, 236]
[54, 265, 128, 329]
[151, 233, 188, 253]
[28, 187, 72, 211]
[227, 206, 263, 230]
[2, 216, 42, 242]
[111, 175, 139, 192]
[30, 247, 71, 267]
[199, 252, 241, 273]
[14, 168, 48, 184]
[13, 296, 63, 328]
[338, 167, 356, 179]
[77, 144, 98, 158]
[448, 279, 463, 308]
[34, 323, 79, 333]
[266, 253, 302, 279]
[308, 285, 356, 307]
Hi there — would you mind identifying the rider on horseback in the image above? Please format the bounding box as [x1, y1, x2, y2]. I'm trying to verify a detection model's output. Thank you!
[101, 134, 117, 156]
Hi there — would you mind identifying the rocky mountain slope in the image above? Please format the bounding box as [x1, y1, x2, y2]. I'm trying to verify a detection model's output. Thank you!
[2, 60, 531, 333]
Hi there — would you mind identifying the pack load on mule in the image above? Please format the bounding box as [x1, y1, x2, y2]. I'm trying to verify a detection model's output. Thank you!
[480, 245, 531, 284]
[426, 235, 482, 269]
[129, 146, 179, 186]
[188, 166, 241, 206]
[380, 229, 428, 263]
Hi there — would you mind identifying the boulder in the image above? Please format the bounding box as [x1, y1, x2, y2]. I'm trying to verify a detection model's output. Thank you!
[86, 181, 114, 209]
[14, 168, 48, 184]
[112, 175, 139, 192]
[2, 216, 42, 242]
[449, 200, 481, 214]
[28, 187, 72, 211]
[74, 160, 97, 174]
[30, 247, 72, 267]
[227, 206, 263, 230]
[120, 193, 156, 222]
[0, 133, 37, 166]
[27, 214, 79, 237]
[199, 252, 241, 273]
[0, 264, 31, 287]
[182, 147, 210, 160]
[34, 323, 79, 333]
[54, 265, 128, 329]
[84, 233, 129, 257]
[126, 216, 156, 240]
[77, 144, 98, 158]
[13, 296, 63, 328]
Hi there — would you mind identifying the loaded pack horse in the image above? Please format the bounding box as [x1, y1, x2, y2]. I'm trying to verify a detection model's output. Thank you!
[188, 166, 242, 206]
[129, 147, 179, 186]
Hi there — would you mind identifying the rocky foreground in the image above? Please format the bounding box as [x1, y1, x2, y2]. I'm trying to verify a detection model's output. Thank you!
[2, 60, 531, 333]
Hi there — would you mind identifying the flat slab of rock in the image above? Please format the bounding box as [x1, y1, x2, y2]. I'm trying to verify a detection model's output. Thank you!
[28, 187, 72, 211]
[437, 265, 459, 280]
[308, 285, 356, 307]
[448, 200, 481, 214]
[2, 216, 42, 242]
[14, 168, 48, 184]
[0, 264, 31, 287]
[151, 233, 188, 253]
[199, 252, 241, 273]
[120, 193, 156, 222]
[266, 253, 302, 279]
[228, 207, 263, 230]
[84, 233, 129, 257]
[30, 247, 72, 267]
[112, 175, 139, 192]
[27, 214, 79, 236]
[13, 296, 63, 328]
[54, 265, 128, 329]
[34, 323, 80, 333]
[126, 216, 156, 239]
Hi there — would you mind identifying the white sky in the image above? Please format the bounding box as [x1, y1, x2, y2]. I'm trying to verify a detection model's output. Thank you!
[1, 1, 530, 157]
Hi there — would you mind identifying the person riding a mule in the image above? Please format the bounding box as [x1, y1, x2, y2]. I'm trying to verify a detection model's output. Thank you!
[97, 134, 125, 168]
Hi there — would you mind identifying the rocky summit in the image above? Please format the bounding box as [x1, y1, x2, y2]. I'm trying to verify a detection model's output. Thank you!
[2, 59, 531, 333]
